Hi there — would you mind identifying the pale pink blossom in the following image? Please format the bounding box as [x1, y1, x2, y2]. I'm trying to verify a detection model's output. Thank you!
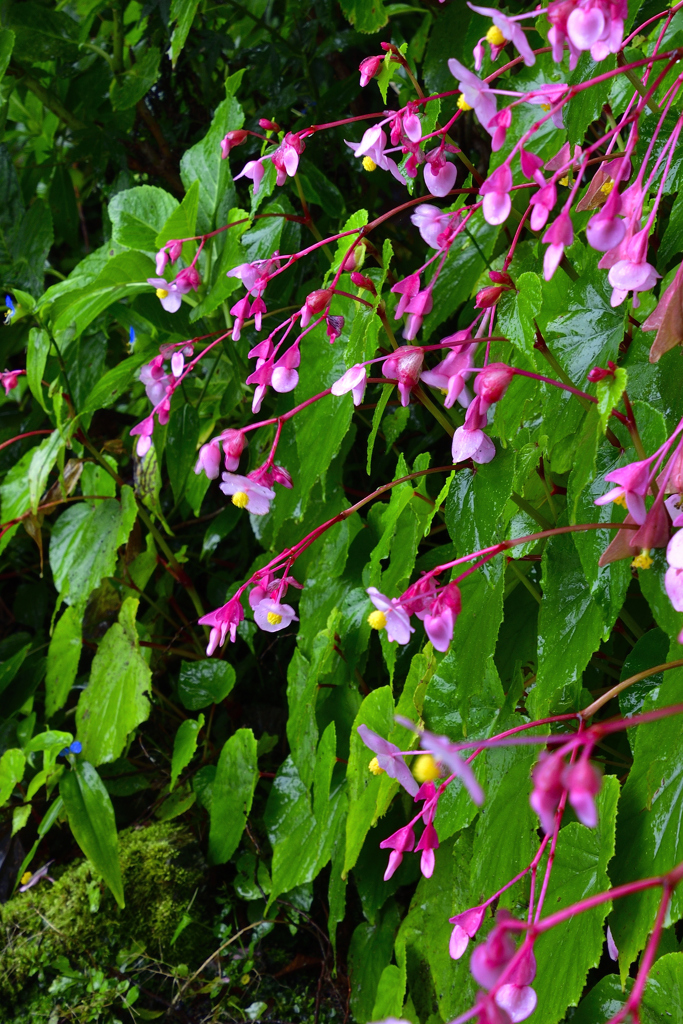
[357, 724, 420, 797]
[379, 823, 415, 880]
[424, 150, 456, 197]
[234, 159, 265, 193]
[331, 364, 367, 406]
[420, 345, 473, 408]
[564, 759, 601, 828]
[469, 3, 537, 66]
[147, 265, 201, 313]
[367, 586, 415, 645]
[219, 473, 275, 516]
[382, 346, 425, 406]
[220, 129, 247, 158]
[542, 211, 573, 280]
[470, 911, 517, 989]
[449, 59, 497, 136]
[253, 597, 298, 632]
[530, 750, 565, 834]
[411, 205, 453, 249]
[594, 454, 654, 524]
[195, 440, 222, 480]
[449, 906, 486, 960]
[271, 132, 305, 185]
[480, 163, 513, 226]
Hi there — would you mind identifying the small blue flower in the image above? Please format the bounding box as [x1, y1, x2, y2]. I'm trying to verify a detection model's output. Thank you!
[4, 295, 15, 325]
[129, 326, 136, 349]
[59, 740, 82, 757]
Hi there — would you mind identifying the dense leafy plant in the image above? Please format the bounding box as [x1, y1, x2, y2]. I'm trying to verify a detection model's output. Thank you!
[3, 0, 683, 1021]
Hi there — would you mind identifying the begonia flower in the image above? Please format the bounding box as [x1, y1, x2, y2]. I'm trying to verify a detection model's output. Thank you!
[422, 582, 462, 652]
[234, 159, 266, 193]
[488, 108, 512, 153]
[331, 364, 367, 406]
[357, 724, 420, 797]
[199, 597, 245, 654]
[449, 59, 497, 136]
[594, 455, 654, 524]
[147, 265, 201, 313]
[379, 823, 416, 880]
[301, 288, 333, 328]
[586, 187, 626, 252]
[367, 587, 415, 644]
[418, 728, 485, 806]
[219, 473, 275, 515]
[392, 275, 421, 320]
[480, 163, 513, 226]
[416, 821, 439, 878]
[420, 345, 473, 408]
[0, 369, 21, 396]
[130, 416, 155, 458]
[530, 750, 565, 834]
[403, 290, 433, 341]
[359, 55, 383, 87]
[220, 429, 247, 471]
[411, 205, 453, 249]
[529, 182, 557, 232]
[475, 363, 515, 409]
[450, 905, 487, 960]
[470, 911, 517, 989]
[382, 346, 425, 405]
[563, 759, 601, 828]
[494, 945, 537, 1023]
[220, 129, 248, 158]
[469, 4, 536, 65]
[253, 597, 298, 632]
[542, 211, 573, 281]
[643, 260, 683, 363]
[272, 132, 305, 185]
[195, 440, 222, 480]
[452, 424, 496, 464]
[607, 227, 660, 308]
[424, 150, 456, 197]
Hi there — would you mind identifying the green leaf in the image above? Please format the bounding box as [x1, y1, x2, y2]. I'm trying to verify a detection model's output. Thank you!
[155, 179, 200, 254]
[169, 0, 200, 66]
[659, 191, 683, 267]
[0, 748, 25, 806]
[109, 186, 179, 252]
[208, 728, 258, 864]
[376, 44, 407, 103]
[46, 606, 82, 718]
[81, 352, 149, 414]
[344, 686, 394, 876]
[75, 598, 151, 766]
[50, 488, 137, 611]
[51, 251, 155, 338]
[60, 759, 124, 907]
[533, 777, 620, 1023]
[170, 714, 204, 791]
[496, 272, 542, 365]
[166, 401, 200, 504]
[110, 47, 161, 110]
[529, 532, 605, 717]
[177, 659, 236, 710]
[297, 163, 345, 218]
[180, 92, 244, 234]
[0, 643, 31, 699]
[446, 447, 516, 573]
[330, 210, 368, 272]
[348, 902, 400, 1022]
[597, 366, 627, 432]
[0, 29, 15, 84]
[610, 659, 683, 979]
[27, 328, 50, 410]
[618, 627, 668, 718]
[371, 963, 405, 1021]
[28, 429, 66, 514]
[367, 384, 392, 474]
[189, 206, 250, 320]
[339, 0, 389, 31]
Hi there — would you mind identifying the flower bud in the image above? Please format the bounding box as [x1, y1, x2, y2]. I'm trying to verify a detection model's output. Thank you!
[350, 272, 376, 294]
[220, 129, 248, 158]
[259, 118, 280, 131]
[475, 285, 505, 309]
[221, 429, 247, 472]
[168, 239, 183, 263]
[341, 247, 363, 272]
[359, 55, 383, 87]
[195, 440, 222, 480]
[475, 363, 515, 405]
[300, 288, 332, 327]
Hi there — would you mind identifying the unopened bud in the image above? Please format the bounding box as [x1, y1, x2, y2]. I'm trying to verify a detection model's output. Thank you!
[475, 285, 505, 309]
[341, 247, 363, 272]
[220, 130, 248, 158]
[350, 272, 376, 295]
[488, 270, 513, 288]
[359, 55, 383, 87]
[301, 288, 333, 327]
[259, 118, 280, 131]
[587, 360, 617, 383]
[475, 363, 514, 405]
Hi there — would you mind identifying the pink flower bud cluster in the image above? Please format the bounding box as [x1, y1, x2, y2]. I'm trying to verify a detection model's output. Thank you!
[530, 750, 602, 834]
[233, 132, 305, 194]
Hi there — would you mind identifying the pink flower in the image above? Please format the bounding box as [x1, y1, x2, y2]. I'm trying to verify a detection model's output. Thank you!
[452, 424, 496, 465]
[449, 906, 487, 960]
[367, 586, 415, 645]
[411, 205, 453, 249]
[301, 288, 333, 328]
[220, 129, 247, 158]
[346, 126, 404, 183]
[195, 440, 222, 480]
[245, 343, 301, 407]
[403, 290, 433, 341]
[475, 363, 515, 409]
[139, 357, 171, 405]
[219, 473, 275, 516]
[331, 364, 367, 406]
[494, 946, 537, 1023]
[423, 583, 462, 652]
[608, 228, 660, 308]
[470, 911, 517, 989]
[424, 150, 456, 198]
[326, 314, 345, 343]
[392, 274, 421, 319]
[220, 429, 247, 471]
[530, 750, 564, 834]
[488, 108, 512, 153]
[420, 345, 473, 408]
[607, 926, 619, 962]
[0, 369, 21, 396]
[130, 416, 155, 458]
[416, 821, 439, 878]
[357, 724, 420, 797]
[642, 260, 683, 363]
[147, 265, 201, 313]
[529, 182, 557, 232]
[586, 187, 626, 253]
[155, 249, 169, 275]
[382, 346, 425, 406]
[480, 163, 513, 226]
[359, 55, 383, 87]
[520, 148, 545, 185]
[271, 132, 305, 185]
[379, 823, 415, 881]
[199, 597, 245, 654]
[171, 351, 184, 377]
[400, 576, 438, 617]
[665, 531, 683, 611]
[542, 211, 573, 281]
[594, 455, 654, 524]
[253, 597, 298, 633]
[566, 0, 626, 61]
[251, 463, 293, 490]
[469, 3, 537, 66]
[564, 759, 601, 828]
[418, 728, 485, 806]
[449, 59, 497, 136]
[234, 159, 265, 193]
[230, 296, 252, 341]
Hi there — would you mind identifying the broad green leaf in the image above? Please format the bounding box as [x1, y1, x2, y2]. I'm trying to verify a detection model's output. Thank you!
[109, 186, 179, 252]
[0, 644, 31, 699]
[330, 210, 368, 272]
[344, 686, 394, 876]
[610, 658, 683, 979]
[533, 777, 620, 1023]
[170, 714, 205, 791]
[208, 728, 258, 864]
[596, 366, 627, 432]
[28, 429, 66, 513]
[618, 627, 669, 718]
[659, 191, 683, 267]
[46, 606, 82, 717]
[75, 598, 152, 765]
[81, 352, 149, 413]
[166, 401, 200, 504]
[339, 0, 389, 32]
[566, 54, 615, 147]
[0, 29, 15, 84]
[169, 0, 200, 66]
[0, 748, 25, 806]
[446, 447, 517, 573]
[60, 759, 124, 907]
[376, 43, 407, 104]
[189, 206, 250, 320]
[497, 272, 542, 365]
[180, 90, 244, 234]
[27, 327, 50, 410]
[110, 47, 161, 110]
[177, 659, 236, 710]
[51, 251, 155, 338]
[155, 179, 200, 253]
[286, 623, 336, 788]
[49, 487, 137, 611]
[530, 532, 605, 717]
[348, 902, 400, 1023]
[371, 964, 405, 1021]
[0, 448, 36, 555]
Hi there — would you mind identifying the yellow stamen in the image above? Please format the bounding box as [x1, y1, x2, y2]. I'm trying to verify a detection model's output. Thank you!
[486, 24, 506, 45]
[631, 549, 653, 570]
[21, 872, 31, 885]
[414, 754, 441, 783]
[600, 179, 614, 195]
[613, 494, 628, 509]
[457, 95, 473, 112]
[368, 756, 384, 776]
[540, 103, 551, 111]
[155, 288, 169, 299]
[267, 611, 283, 626]
[231, 491, 249, 509]
[368, 609, 387, 630]
[559, 176, 569, 186]
[362, 156, 377, 172]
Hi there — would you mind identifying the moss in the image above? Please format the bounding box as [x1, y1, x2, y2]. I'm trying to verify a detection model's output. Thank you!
[0, 821, 209, 1004]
